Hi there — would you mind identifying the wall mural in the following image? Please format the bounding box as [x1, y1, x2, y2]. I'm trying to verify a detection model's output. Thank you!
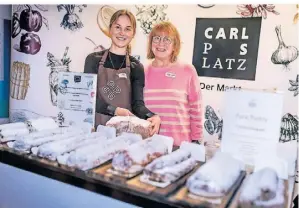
[279, 113, 298, 142]
[10, 61, 30, 100]
[197, 5, 215, 9]
[57, 4, 87, 32]
[97, 5, 117, 37]
[236, 4, 280, 19]
[135, 5, 168, 34]
[204, 105, 223, 140]
[47, 47, 71, 106]
[288, 75, 299, 97]
[12, 5, 49, 55]
[85, 37, 105, 52]
[271, 25, 299, 70]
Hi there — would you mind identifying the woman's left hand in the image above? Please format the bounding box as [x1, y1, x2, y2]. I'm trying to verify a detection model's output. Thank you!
[147, 115, 161, 136]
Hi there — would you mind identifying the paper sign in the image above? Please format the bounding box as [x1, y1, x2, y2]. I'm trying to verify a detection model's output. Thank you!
[57, 72, 97, 132]
[151, 134, 174, 153]
[180, 141, 206, 162]
[221, 89, 284, 166]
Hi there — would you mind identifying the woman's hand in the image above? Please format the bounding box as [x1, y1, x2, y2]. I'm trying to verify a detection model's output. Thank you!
[147, 115, 161, 136]
[115, 107, 134, 116]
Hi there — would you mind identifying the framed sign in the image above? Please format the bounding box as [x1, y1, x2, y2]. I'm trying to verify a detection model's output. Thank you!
[192, 17, 262, 80]
[220, 89, 284, 166]
[57, 72, 97, 130]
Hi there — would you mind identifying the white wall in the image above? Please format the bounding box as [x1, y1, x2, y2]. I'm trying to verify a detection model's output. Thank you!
[9, 4, 298, 143]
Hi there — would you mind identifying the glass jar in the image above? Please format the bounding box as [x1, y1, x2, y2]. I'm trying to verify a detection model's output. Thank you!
[49, 65, 69, 106]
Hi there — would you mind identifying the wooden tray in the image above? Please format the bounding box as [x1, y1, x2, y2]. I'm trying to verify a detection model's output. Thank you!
[168, 171, 246, 208]
[229, 176, 289, 208]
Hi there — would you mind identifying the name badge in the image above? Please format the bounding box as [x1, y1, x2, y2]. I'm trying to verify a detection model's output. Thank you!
[165, 72, 176, 78]
[118, 73, 127, 79]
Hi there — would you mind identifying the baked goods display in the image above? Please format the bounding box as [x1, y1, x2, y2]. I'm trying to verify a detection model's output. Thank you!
[186, 152, 244, 197]
[111, 135, 169, 175]
[143, 149, 197, 184]
[106, 116, 151, 139]
[238, 168, 286, 208]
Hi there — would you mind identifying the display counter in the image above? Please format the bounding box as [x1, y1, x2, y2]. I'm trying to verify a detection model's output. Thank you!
[0, 144, 296, 208]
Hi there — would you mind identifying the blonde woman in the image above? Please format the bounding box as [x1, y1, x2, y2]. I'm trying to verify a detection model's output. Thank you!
[84, 10, 161, 135]
[144, 22, 203, 146]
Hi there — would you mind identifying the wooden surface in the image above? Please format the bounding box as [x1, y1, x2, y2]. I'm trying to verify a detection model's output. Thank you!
[168, 171, 246, 208]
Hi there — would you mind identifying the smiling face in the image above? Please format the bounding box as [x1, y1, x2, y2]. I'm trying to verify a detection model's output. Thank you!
[109, 15, 134, 49]
[151, 32, 174, 61]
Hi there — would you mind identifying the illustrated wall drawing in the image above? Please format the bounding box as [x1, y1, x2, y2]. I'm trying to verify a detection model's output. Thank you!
[12, 4, 49, 55]
[271, 25, 299, 70]
[279, 113, 298, 142]
[57, 4, 87, 32]
[288, 75, 299, 97]
[10, 61, 30, 100]
[85, 37, 105, 52]
[135, 5, 168, 34]
[204, 105, 223, 140]
[197, 5, 215, 9]
[97, 5, 117, 37]
[47, 47, 71, 106]
[236, 4, 279, 19]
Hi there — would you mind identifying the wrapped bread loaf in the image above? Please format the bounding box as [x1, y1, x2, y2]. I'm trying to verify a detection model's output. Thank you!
[106, 116, 151, 139]
[144, 149, 197, 183]
[111, 136, 169, 174]
[186, 152, 243, 197]
[62, 133, 142, 170]
[238, 168, 285, 208]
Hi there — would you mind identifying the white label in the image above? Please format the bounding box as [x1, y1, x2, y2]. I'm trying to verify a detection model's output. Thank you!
[221, 89, 284, 166]
[118, 73, 127, 79]
[165, 72, 176, 78]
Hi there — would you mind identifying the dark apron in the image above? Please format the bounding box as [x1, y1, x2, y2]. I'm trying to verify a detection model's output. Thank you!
[95, 50, 132, 127]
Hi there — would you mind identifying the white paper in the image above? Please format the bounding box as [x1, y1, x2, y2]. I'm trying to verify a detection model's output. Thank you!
[152, 134, 174, 153]
[180, 141, 206, 162]
[57, 72, 97, 132]
[221, 89, 284, 166]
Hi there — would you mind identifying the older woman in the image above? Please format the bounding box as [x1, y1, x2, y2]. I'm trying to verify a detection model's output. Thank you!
[144, 21, 203, 146]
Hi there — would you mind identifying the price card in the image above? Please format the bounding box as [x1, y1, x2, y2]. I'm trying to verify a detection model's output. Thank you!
[220, 89, 284, 166]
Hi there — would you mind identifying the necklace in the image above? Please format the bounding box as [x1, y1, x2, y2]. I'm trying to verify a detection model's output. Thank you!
[109, 51, 126, 70]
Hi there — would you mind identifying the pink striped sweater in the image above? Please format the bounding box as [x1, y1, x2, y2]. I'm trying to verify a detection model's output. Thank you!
[144, 62, 203, 146]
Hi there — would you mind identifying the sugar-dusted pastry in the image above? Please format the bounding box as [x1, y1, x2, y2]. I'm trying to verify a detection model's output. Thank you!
[63, 133, 142, 170]
[186, 152, 243, 197]
[106, 116, 151, 139]
[238, 168, 285, 208]
[143, 149, 197, 183]
[111, 136, 169, 174]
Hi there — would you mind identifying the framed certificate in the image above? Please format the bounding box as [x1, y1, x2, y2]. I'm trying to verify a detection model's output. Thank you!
[57, 72, 97, 131]
[220, 89, 284, 166]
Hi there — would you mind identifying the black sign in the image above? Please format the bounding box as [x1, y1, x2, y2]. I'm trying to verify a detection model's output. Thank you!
[192, 17, 262, 80]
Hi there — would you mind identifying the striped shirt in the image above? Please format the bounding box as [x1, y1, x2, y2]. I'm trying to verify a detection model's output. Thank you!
[144, 62, 203, 146]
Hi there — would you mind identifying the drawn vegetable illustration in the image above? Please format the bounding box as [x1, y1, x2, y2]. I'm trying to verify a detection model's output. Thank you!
[197, 5, 215, 8]
[294, 4, 299, 24]
[237, 4, 279, 19]
[57, 4, 87, 31]
[47, 47, 71, 106]
[14, 32, 42, 55]
[271, 25, 299, 70]
[288, 75, 299, 97]
[279, 113, 298, 142]
[97, 5, 117, 37]
[85, 37, 106, 52]
[204, 105, 223, 140]
[135, 5, 168, 34]
[12, 13, 21, 38]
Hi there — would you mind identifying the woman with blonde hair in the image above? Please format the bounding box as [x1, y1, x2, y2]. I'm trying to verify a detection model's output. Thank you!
[84, 9, 161, 135]
[144, 21, 203, 146]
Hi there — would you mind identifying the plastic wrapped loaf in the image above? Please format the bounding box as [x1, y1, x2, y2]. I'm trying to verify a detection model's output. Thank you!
[186, 152, 244, 197]
[62, 133, 143, 170]
[0, 122, 30, 140]
[13, 127, 84, 152]
[144, 149, 197, 183]
[36, 132, 108, 161]
[111, 136, 169, 174]
[106, 116, 151, 139]
[26, 117, 58, 132]
[238, 168, 285, 208]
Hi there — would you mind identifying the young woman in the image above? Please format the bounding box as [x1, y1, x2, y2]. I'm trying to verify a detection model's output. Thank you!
[84, 10, 161, 135]
[144, 22, 203, 146]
